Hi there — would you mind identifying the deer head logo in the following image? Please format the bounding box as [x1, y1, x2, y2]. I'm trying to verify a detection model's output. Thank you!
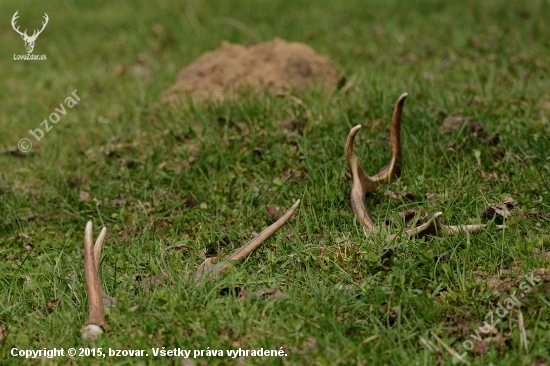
[11, 11, 49, 54]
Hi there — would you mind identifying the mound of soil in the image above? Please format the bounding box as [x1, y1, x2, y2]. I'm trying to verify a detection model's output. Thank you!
[162, 38, 339, 102]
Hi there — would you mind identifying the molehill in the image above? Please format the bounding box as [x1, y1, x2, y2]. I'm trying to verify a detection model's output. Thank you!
[162, 37, 339, 102]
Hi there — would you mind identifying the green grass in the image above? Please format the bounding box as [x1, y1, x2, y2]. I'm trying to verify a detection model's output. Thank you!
[1, 0, 550, 364]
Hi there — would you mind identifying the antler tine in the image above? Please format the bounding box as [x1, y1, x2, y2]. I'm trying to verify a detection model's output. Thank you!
[82, 221, 106, 341]
[345, 93, 408, 232]
[93, 227, 107, 273]
[371, 92, 408, 183]
[388, 212, 444, 240]
[195, 199, 301, 282]
[442, 224, 506, 235]
[388, 212, 507, 240]
[345, 126, 378, 231]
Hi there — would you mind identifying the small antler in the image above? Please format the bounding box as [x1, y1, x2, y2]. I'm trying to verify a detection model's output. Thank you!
[11, 11, 28, 38]
[81, 221, 108, 341]
[195, 199, 301, 282]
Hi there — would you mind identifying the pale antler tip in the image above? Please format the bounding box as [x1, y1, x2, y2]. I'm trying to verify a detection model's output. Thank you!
[347, 125, 362, 141]
[85, 221, 93, 245]
[395, 93, 408, 106]
[99, 227, 107, 239]
[93, 227, 108, 268]
[393, 92, 407, 105]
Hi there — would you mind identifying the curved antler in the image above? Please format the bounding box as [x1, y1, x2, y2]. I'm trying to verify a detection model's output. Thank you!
[345, 93, 408, 231]
[345, 93, 506, 241]
[371, 93, 407, 183]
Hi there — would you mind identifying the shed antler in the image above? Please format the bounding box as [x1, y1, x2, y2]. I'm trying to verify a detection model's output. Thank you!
[345, 93, 407, 231]
[81, 221, 108, 341]
[195, 199, 301, 282]
[386, 212, 505, 240]
[346, 93, 505, 239]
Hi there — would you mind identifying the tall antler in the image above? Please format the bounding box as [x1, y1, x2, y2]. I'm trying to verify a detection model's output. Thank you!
[345, 93, 407, 231]
[346, 93, 505, 239]
[81, 221, 108, 341]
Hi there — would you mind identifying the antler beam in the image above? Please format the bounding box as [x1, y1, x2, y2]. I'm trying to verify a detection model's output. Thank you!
[346, 93, 505, 239]
[386, 212, 505, 240]
[195, 199, 301, 282]
[345, 93, 407, 231]
[81, 221, 108, 341]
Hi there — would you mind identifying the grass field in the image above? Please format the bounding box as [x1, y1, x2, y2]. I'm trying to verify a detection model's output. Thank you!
[1, 0, 550, 365]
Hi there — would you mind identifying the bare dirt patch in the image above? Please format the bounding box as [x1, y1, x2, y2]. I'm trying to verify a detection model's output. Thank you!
[162, 38, 339, 102]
